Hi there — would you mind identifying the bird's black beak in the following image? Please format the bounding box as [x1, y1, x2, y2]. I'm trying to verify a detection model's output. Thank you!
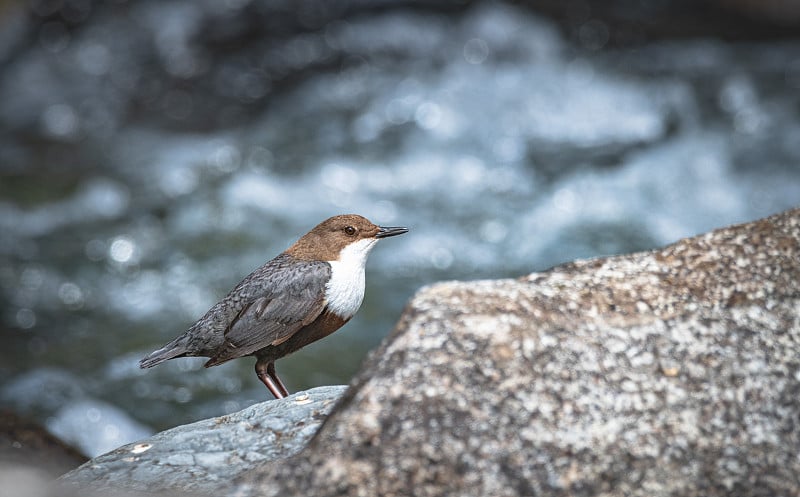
[376, 226, 409, 238]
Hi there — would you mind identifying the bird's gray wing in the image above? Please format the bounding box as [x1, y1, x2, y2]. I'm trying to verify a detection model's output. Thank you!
[206, 257, 331, 365]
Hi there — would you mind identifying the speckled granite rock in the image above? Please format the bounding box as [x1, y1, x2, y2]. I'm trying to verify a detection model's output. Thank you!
[235, 208, 800, 497]
[59, 386, 345, 494]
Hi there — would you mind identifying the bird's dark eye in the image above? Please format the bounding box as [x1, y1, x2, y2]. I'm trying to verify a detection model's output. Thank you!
[344, 226, 356, 236]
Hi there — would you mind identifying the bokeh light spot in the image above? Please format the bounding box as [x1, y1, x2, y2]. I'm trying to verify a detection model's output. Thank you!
[77, 42, 111, 76]
[42, 104, 79, 138]
[109, 237, 136, 263]
[430, 247, 454, 270]
[553, 187, 580, 213]
[85, 407, 101, 423]
[464, 38, 489, 64]
[480, 220, 508, 243]
[16, 308, 36, 329]
[58, 282, 85, 309]
[214, 145, 242, 173]
[174, 387, 192, 403]
[414, 102, 442, 130]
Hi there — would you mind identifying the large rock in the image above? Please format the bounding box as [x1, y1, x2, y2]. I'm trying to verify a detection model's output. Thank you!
[234, 208, 800, 496]
[59, 386, 345, 494]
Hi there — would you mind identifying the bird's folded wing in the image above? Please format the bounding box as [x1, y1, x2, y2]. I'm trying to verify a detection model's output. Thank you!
[224, 292, 326, 353]
[207, 259, 331, 364]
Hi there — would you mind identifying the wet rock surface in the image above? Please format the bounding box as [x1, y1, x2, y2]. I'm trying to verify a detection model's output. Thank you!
[60, 386, 345, 494]
[230, 208, 800, 497]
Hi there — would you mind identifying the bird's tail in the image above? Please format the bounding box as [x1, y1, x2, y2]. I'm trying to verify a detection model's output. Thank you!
[139, 338, 189, 369]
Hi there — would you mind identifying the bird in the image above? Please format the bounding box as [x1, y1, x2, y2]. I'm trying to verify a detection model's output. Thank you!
[139, 214, 408, 399]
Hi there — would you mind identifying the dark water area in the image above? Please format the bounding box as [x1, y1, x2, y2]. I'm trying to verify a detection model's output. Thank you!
[1, 0, 799, 456]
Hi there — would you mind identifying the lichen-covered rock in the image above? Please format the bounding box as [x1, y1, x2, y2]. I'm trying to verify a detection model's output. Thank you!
[59, 386, 345, 494]
[236, 208, 800, 497]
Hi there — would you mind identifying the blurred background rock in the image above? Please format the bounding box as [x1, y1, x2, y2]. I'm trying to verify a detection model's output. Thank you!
[1, 0, 798, 460]
[0, 410, 87, 475]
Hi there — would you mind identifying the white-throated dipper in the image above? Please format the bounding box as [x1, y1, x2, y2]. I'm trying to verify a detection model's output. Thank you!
[139, 214, 408, 399]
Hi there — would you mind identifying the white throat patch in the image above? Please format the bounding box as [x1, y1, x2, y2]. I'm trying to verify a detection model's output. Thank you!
[325, 238, 379, 319]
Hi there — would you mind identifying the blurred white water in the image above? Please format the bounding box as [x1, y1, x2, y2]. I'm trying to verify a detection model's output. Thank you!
[47, 399, 154, 458]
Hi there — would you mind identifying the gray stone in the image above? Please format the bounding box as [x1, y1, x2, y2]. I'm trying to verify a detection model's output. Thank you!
[59, 386, 346, 493]
[234, 208, 800, 497]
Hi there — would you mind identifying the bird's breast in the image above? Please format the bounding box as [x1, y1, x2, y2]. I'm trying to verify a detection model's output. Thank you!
[324, 260, 366, 319]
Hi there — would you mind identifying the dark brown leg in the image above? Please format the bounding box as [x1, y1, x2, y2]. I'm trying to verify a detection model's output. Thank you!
[267, 361, 290, 397]
[255, 358, 289, 399]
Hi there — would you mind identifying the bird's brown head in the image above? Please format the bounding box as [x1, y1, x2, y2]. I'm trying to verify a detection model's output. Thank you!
[285, 214, 408, 261]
